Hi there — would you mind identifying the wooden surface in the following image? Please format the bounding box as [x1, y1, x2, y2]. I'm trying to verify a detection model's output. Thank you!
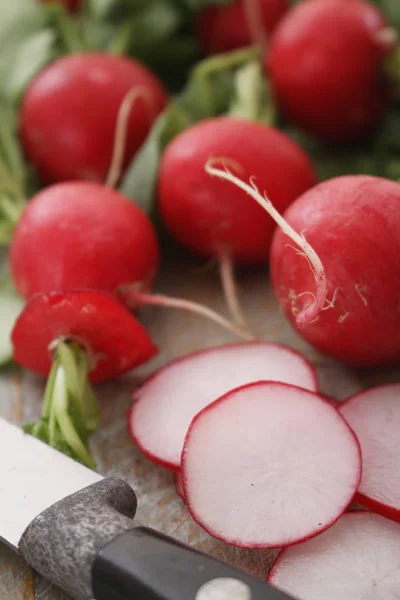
[1, 257, 399, 600]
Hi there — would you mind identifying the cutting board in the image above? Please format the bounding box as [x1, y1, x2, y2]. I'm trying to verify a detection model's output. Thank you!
[1, 255, 399, 600]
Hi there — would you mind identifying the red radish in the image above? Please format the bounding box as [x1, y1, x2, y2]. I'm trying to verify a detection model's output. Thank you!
[158, 117, 316, 266]
[207, 166, 400, 367]
[340, 384, 400, 522]
[182, 381, 361, 548]
[20, 53, 167, 184]
[268, 511, 400, 599]
[10, 181, 159, 300]
[267, 0, 396, 142]
[197, 0, 288, 55]
[157, 117, 315, 328]
[174, 472, 186, 502]
[12, 290, 157, 383]
[270, 175, 400, 366]
[129, 342, 318, 470]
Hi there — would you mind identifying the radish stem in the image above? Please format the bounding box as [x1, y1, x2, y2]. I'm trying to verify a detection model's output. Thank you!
[244, 0, 268, 52]
[217, 247, 254, 336]
[53, 366, 95, 468]
[121, 288, 255, 341]
[24, 340, 99, 467]
[106, 86, 154, 189]
[205, 160, 328, 326]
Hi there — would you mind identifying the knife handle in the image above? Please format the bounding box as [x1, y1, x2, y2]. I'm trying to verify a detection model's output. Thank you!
[19, 478, 296, 600]
[93, 526, 295, 600]
[19, 478, 137, 600]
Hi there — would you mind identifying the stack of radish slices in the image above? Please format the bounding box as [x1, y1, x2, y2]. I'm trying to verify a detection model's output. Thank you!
[128, 345, 400, 599]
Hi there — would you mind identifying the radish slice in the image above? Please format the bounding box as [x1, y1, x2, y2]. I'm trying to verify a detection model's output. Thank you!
[129, 342, 317, 470]
[268, 511, 400, 599]
[182, 381, 361, 548]
[340, 384, 400, 521]
[174, 472, 185, 502]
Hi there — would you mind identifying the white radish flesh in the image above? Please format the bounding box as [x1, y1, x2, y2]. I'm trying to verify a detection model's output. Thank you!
[129, 342, 317, 470]
[340, 384, 400, 521]
[174, 472, 185, 502]
[182, 381, 361, 548]
[268, 511, 400, 600]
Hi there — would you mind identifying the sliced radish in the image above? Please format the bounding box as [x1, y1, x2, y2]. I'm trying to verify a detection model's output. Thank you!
[182, 381, 361, 548]
[129, 342, 317, 470]
[174, 472, 185, 502]
[12, 291, 157, 383]
[268, 511, 400, 599]
[340, 384, 400, 522]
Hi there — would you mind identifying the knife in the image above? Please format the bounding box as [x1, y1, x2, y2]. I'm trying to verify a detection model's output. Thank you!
[0, 417, 297, 600]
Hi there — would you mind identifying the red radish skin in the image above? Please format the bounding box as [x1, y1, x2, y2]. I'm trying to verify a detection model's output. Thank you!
[20, 53, 167, 184]
[129, 342, 318, 471]
[10, 181, 159, 300]
[12, 291, 157, 383]
[182, 382, 361, 548]
[270, 175, 400, 367]
[267, 0, 395, 142]
[340, 384, 400, 522]
[268, 511, 400, 599]
[158, 117, 316, 265]
[197, 0, 288, 55]
[174, 472, 186, 502]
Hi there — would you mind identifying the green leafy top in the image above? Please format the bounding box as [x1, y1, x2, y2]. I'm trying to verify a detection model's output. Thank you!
[24, 341, 100, 468]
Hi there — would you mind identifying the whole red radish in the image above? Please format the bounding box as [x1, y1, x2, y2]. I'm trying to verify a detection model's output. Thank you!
[20, 53, 168, 184]
[197, 0, 288, 55]
[12, 290, 157, 467]
[10, 181, 159, 299]
[182, 382, 361, 548]
[158, 117, 316, 265]
[269, 512, 400, 599]
[270, 175, 400, 367]
[267, 0, 396, 142]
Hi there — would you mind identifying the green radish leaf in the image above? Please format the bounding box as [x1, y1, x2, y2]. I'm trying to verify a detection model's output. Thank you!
[4, 30, 56, 105]
[120, 113, 168, 214]
[0, 0, 46, 83]
[180, 0, 233, 9]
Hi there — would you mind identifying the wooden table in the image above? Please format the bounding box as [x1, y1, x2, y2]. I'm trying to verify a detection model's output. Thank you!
[1, 257, 398, 600]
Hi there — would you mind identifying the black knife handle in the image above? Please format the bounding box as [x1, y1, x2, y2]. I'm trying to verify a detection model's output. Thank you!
[92, 527, 295, 600]
[19, 478, 137, 600]
[19, 477, 297, 600]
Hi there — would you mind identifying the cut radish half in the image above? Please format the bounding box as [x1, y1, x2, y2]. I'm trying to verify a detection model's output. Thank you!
[268, 511, 400, 599]
[12, 291, 157, 383]
[340, 384, 400, 521]
[174, 472, 185, 502]
[129, 342, 317, 470]
[182, 381, 361, 548]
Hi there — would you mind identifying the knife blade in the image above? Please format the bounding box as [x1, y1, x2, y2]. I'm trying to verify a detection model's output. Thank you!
[0, 417, 298, 600]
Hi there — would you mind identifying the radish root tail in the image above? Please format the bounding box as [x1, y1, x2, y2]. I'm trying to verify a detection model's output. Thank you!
[217, 246, 255, 336]
[121, 288, 255, 342]
[106, 86, 155, 189]
[205, 159, 328, 327]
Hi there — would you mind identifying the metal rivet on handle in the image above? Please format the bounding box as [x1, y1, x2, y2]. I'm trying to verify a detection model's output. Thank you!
[196, 577, 252, 600]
